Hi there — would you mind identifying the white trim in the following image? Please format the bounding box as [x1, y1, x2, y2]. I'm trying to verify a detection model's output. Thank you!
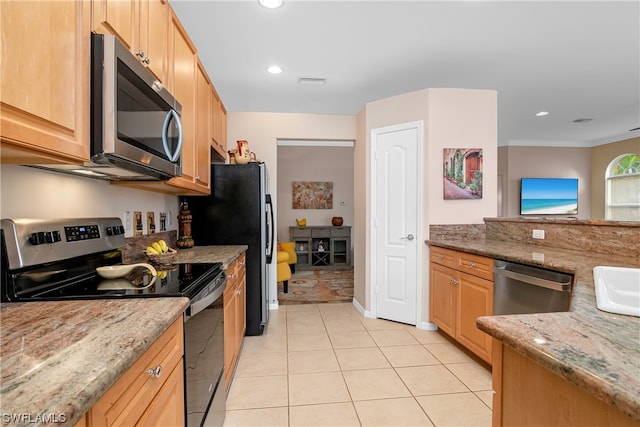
[352, 298, 371, 318]
[277, 139, 355, 147]
[269, 301, 280, 311]
[417, 321, 438, 331]
[369, 120, 424, 325]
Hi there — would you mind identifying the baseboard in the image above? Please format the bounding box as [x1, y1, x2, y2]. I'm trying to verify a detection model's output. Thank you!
[352, 298, 372, 318]
[269, 301, 280, 311]
[418, 321, 438, 331]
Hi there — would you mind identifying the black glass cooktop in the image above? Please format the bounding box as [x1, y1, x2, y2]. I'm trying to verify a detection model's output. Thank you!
[3, 249, 222, 301]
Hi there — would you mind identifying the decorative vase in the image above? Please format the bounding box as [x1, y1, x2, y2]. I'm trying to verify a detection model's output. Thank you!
[331, 216, 343, 226]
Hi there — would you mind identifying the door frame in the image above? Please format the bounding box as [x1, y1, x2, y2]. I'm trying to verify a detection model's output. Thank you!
[368, 120, 424, 323]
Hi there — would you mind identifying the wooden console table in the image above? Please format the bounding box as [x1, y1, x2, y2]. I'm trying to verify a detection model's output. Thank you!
[290, 226, 351, 269]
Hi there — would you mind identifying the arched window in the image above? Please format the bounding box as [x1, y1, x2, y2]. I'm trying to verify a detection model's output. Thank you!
[606, 154, 640, 220]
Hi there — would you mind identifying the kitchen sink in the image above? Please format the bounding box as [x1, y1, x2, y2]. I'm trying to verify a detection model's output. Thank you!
[593, 266, 640, 317]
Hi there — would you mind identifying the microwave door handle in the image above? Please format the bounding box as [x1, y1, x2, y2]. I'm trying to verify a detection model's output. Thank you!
[162, 109, 183, 162]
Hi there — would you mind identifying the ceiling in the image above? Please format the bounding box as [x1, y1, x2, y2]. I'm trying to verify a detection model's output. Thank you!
[170, 0, 640, 147]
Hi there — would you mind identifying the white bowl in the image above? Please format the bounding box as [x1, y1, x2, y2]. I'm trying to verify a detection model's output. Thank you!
[96, 263, 157, 279]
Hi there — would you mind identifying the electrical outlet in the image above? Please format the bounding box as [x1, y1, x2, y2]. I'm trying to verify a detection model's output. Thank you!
[532, 229, 545, 239]
[123, 211, 132, 231]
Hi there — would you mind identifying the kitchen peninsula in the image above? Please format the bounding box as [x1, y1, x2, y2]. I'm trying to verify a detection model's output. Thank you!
[427, 218, 640, 426]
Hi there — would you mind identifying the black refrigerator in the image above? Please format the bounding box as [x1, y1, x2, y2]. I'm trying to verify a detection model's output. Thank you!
[187, 163, 273, 336]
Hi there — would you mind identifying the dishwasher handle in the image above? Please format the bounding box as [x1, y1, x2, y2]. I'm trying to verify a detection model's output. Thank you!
[493, 265, 572, 292]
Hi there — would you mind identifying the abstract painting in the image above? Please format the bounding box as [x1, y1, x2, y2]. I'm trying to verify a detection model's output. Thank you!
[292, 181, 334, 209]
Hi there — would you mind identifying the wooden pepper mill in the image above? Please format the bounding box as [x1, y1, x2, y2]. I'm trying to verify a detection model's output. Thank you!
[176, 200, 194, 248]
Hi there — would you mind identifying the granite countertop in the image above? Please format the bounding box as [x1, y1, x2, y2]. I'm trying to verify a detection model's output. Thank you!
[426, 238, 640, 421]
[174, 245, 247, 269]
[0, 298, 189, 426]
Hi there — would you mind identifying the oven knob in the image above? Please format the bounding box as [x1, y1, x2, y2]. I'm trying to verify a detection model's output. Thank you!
[52, 230, 61, 242]
[119, 226, 125, 235]
[106, 226, 114, 236]
[44, 231, 56, 243]
[30, 232, 46, 245]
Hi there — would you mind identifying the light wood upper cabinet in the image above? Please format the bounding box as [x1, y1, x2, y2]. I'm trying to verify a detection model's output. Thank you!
[92, 0, 168, 82]
[211, 86, 227, 160]
[164, 9, 209, 195]
[0, 0, 91, 164]
[195, 60, 212, 190]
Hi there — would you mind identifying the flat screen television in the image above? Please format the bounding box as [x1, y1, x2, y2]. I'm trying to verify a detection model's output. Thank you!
[520, 178, 578, 216]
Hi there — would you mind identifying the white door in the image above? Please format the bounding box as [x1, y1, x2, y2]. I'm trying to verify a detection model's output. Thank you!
[372, 122, 422, 325]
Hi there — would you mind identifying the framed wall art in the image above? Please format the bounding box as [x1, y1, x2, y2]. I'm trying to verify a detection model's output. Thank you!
[292, 181, 333, 209]
[443, 148, 483, 200]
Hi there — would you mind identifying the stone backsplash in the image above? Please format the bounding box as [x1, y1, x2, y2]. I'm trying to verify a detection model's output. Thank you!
[428, 218, 639, 258]
[484, 218, 639, 257]
[120, 230, 178, 263]
[428, 224, 486, 241]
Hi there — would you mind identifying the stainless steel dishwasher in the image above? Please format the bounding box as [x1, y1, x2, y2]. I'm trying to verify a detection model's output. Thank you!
[493, 260, 573, 315]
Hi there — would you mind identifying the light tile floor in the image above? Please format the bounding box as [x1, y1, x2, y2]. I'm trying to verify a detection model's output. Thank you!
[219, 303, 493, 427]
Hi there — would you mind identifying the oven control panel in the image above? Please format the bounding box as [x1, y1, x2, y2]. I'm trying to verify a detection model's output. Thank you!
[65, 224, 101, 242]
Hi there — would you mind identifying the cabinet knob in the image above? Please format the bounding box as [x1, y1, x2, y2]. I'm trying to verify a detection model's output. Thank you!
[469, 262, 476, 268]
[147, 365, 162, 378]
[236, 288, 241, 296]
[143, 57, 150, 65]
[450, 278, 459, 285]
[136, 50, 145, 58]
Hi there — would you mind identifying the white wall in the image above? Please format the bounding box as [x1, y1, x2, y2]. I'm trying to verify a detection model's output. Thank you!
[0, 165, 179, 235]
[277, 145, 354, 241]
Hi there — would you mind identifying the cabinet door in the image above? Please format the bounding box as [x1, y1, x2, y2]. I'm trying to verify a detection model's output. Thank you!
[195, 60, 211, 190]
[1, 0, 90, 163]
[211, 88, 227, 159]
[166, 10, 200, 193]
[92, 0, 135, 49]
[223, 277, 238, 388]
[457, 272, 493, 363]
[139, 0, 168, 82]
[236, 254, 247, 341]
[430, 263, 457, 337]
[136, 360, 185, 427]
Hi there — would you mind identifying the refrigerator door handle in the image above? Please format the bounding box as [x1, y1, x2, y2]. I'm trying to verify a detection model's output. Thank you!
[266, 194, 274, 263]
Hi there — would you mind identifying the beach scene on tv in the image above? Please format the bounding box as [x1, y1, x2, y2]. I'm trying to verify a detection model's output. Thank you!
[520, 178, 579, 215]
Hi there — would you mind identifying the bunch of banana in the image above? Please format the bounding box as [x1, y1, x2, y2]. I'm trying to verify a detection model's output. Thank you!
[146, 239, 170, 255]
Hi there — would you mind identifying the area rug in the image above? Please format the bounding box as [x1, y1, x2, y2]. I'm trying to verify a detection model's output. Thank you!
[278, 268, 354, 305]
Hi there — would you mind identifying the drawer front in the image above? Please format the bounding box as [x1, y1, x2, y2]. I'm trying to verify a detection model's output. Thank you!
[331, 227, 350, 237]
[311, 227, 331, 238]
[430, 246, 457, 269]
[291, 227, 312, 237]
[457, 252, 493, 281]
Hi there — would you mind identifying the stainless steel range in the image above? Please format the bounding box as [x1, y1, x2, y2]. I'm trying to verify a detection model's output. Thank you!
[1, 217, 226, 427]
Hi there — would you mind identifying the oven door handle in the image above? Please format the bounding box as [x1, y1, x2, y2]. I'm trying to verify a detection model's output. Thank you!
[185, 280, 226, 321]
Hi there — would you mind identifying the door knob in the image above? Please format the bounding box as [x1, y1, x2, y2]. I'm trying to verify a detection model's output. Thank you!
[401, 234, 415, 241]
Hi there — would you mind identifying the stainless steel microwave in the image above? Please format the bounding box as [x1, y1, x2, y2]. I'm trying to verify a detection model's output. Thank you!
[89, 33, 183, 180]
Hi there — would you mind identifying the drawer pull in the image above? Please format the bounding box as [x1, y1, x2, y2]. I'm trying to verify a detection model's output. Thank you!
[147, 365, 162, 378]
[469, 262, 476, 268]
[450, 279, 459, 285]
[236, 288, 241, 296]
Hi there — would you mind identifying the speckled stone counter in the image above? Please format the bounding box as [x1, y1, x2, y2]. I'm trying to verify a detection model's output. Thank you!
[173, 245, 247, 269]
[0, 298, 189, 426]
[426, 238, 640, 421]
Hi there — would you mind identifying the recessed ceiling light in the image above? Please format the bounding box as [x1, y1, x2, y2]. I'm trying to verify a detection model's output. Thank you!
[535, 111, 549, 117]
[259, 0, 283, 8]
[266, 65, 283, 74]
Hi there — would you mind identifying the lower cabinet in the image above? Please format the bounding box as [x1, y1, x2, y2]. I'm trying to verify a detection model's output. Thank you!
[224, 252, 246, 389]
[85, 317, 185, 427]
[493, 341, 640, 427]
[430, 246, 493, 364]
